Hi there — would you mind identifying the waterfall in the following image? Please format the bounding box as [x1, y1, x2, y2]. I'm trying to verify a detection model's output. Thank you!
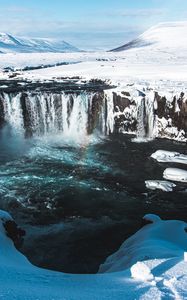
[3, 93, 24, 136]
[0, 89, 160, 141]
[0, 91, 115, 139]
[134, 91, 156, 142]
[105, 90, 115, 135]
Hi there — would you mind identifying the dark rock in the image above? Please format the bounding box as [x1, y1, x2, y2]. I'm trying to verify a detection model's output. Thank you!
[3, 220, 26, 249]
[113, 92, 130, 112]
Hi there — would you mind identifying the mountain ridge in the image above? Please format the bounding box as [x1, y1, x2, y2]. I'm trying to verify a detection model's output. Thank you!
[0, 32, 80, 53]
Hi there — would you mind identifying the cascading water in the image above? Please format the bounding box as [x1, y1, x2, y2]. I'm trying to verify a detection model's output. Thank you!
[0, 91, 115, 139]
[134, 91, 157, 142]
[3, 93, 24, 135]
[105, 90, 115, 135]
[0, 89, 160, 141]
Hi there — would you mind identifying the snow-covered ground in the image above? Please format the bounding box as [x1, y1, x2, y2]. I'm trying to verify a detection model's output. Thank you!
[1, 22, 187, 85]
[0, 210, 187, 300]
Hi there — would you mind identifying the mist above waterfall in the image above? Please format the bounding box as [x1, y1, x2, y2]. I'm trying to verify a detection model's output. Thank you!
[0, 124, 31, 162]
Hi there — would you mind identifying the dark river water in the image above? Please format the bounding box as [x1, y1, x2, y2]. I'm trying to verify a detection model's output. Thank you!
[0, 132, 186, 273]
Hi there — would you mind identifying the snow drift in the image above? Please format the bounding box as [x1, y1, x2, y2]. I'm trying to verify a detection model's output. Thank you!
[0, 210, 187, 299]
[99, 214, 187, 273]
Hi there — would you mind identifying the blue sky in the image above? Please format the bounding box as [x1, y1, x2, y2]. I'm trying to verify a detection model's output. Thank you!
[0, 0, 187, 50]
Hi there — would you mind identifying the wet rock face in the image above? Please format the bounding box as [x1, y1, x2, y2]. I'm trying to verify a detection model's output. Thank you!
[155, 92, 187, 140]
[20, 93, 33, 138]
[87, 92, 105, 134]
[113, 92, 130, 112]
[0, 93, 5, 129]
[112, 90, 187, 141]
[0, 88, 186, 141]
[175, 95, 187, 131]
[112, 92, 137, 133]
[3, 220, 26, 249]
[154, 93, 167, 119]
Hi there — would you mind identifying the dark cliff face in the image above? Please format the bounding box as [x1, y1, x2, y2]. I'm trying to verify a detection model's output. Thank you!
[87, 92, 105, 134]
[0, 89, 186, 141]
[112, 92, 137, 133]
[155, 92, 187, 134]
[111, 91, 187, 141]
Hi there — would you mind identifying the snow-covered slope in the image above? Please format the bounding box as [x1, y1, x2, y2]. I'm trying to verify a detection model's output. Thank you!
[0, 33, 80, 53]
[0, 210, 187, 299]
[99, 214, 187, 273]
[112, 21, 187, 52]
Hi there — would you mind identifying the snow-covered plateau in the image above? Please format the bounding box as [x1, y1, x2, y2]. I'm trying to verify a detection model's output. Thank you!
[0, 210, 187, 300]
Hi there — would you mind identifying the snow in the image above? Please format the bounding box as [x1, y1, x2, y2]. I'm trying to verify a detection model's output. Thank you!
[184, 252, 187, 262]
[7, 22, 186, 84]
[143, 214, 161, 223]
[163, 168, 187, 183]
[0, 209, 13, 221]
[0, 33, 80, 53]
[113, 22, 187, 52]
[0, 211, 186, 299]
[145, 180, 176, 192]
[130, 262, 154, 281]
[99, 215, 187, 273]
[0, 22, 187, 85]
[146, 150, 187, 190]
[151, 150, 187, 165]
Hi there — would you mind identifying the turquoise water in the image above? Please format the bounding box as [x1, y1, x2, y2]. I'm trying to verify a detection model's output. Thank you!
[0, 132, 186, 273]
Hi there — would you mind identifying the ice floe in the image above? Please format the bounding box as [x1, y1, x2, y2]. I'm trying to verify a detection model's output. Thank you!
[151, 150, 187, 164]
[163, 168, 187, 183]
[145, 180, 176, 192]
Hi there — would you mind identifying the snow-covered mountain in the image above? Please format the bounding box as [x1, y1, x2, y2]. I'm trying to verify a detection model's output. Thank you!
[0, 33, 80, 53]
[112, 21, 187, 51]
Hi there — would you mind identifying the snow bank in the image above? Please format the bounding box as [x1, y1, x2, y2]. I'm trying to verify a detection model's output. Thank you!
[151, 150, 187, 164]
[163, 168, 187, 183]
[0, 211, 187, 299]
[145, 180, 176, 192]
[99, 214, 187, 273]
[130, 262, 154, 281]
[0, 211, 30, 269]
[0, 209, 13, 221]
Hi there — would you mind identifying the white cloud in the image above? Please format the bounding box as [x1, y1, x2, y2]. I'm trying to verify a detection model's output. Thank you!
[109, 8, 165, 18]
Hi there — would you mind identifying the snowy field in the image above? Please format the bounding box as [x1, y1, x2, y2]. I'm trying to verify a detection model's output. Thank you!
[1, 22, 187, 86]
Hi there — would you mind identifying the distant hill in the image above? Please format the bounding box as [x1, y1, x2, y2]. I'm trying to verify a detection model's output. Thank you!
[0, 33, 80, 53]
[111, 22, 187, 52]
